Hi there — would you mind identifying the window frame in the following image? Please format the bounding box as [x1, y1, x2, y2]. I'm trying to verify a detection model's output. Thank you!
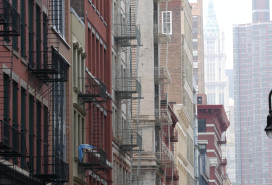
[162, 11, 172, 35]
[52, 0, 65, 36]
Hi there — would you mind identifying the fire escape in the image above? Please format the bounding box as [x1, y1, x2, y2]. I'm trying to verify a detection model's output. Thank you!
[27, 0, 69, 184]
[153, 0, 179, 184]
[114, 0, 142, 184]
[0, 0, 23, 184]
[78, 74, 112, 178]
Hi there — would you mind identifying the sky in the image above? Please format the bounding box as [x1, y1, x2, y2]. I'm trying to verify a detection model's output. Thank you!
[207, 0, 252, 69]
[189, 0, 272, 69]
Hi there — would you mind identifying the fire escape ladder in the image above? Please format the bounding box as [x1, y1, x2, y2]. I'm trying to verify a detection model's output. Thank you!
[78, 76, 107, 103]
[78, 75, 110, 172]
[79, 104, 110, 171]
[32, 155, 69, 185]
[30, 1, 69, 184]
[0, 0, 21, 158]
[0, 0, 20, 37]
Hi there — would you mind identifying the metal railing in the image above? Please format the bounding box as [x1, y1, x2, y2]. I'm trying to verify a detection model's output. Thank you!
[115, 77, 141, 99]
[78, 76, 107, 103]
[0, 0, 20, 36]
[166, 167, 179, 181]
[80, 147, 111, 169]
[119, 129, 142, 151]
[155, 107, 172, 125]
[155, 148, 174, 167]
[29, 46, 69, 82]
[114, 14, 141, 46]
[154, 67, 171, 85]
[33, 155, 69, 184]
[0, 120, 21, 154]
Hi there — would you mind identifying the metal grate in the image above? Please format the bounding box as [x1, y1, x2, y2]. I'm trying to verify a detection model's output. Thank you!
[0, 0, 20, 36]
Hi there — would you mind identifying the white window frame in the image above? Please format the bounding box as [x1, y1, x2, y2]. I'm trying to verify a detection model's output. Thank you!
[52, 0, 65, 36]
[162, 11, 172, 35]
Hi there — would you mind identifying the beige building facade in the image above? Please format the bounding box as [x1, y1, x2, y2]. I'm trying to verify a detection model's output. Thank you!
[70, 8, 87, 185]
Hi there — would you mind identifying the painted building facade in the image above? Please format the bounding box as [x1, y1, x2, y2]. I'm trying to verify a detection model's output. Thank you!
[197, 105, 230, 185]
[71, 0, 113, 184]
[0, 0, 71, 184]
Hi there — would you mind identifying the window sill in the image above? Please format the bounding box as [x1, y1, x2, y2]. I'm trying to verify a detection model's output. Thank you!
[51, 27, 71, 49]
[21, 57, 28, 66]
[88, 0, 107, 27]
[13, 50, 19, 59]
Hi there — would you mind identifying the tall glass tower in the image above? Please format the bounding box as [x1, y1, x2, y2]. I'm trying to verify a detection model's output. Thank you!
[234, 0, 272, 184]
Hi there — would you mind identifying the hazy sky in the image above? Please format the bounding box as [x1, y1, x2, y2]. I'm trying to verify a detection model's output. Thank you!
[207, 0, 252, 69]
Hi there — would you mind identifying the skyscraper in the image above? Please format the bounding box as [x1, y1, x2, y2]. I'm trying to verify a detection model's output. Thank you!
[234, 0, 272, 184]
[204, 0, 229, 110]
[191, 0, 205, 94]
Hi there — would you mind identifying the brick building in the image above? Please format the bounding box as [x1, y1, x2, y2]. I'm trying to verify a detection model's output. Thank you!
[71, 0, 113, 184]
[0, 0, 71, 184]
[158, 0, 196, 184]
[197, 104, 230, 185]
[191, 0, 205, 94]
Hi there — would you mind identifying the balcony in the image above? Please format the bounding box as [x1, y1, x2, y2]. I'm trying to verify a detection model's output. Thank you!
[119, 129, 142, 151]
[33, 155, 69, 184]
[115, 77, 141, 99]
[220, 157, 227, 166]
[29, 47, 69, 82]
[114, 14, 141, 47]
[154, 67, 171, 85]
[0, 0, 20, 36]
[0, 120, 22, 156]
[80, 147, 111, 170]
[156, 144, 174, 167]
[218, 135, 227, 144]
[156, 100, 172, 126]
[166, 167, 179, 181]
[78, 76, 107, 103]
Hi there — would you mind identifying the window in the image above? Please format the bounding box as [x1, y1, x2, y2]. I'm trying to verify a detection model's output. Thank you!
[12, 0, 18, 51]
[21, 88, 26, 168]
[198, 119, 206, 132]
[4, 74, 9, 122]
[162, 11, 172, 34]
[20, 0, 26, 58]
[52, 0, 65, 36]
[29, 95, 34, 159]
[43, 106, 49, 166]
[28, 0, 34, 67]
[36, 101, 42, 173]
[73, 44, 85, 92]
[197, 97, 202, 104]
[187, 134, 194, 164]
[12, 81, 19, 154]
[52, 81, 66, 159]
[43, 13, 48, 66]
[73, 110, 85, 157]
[199, 144, 206, 154]
[12, 81, 18, 126]
[36, 5, 41, 68]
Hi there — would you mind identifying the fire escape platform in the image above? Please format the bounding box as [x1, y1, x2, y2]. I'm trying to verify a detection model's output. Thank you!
[0, 0, 20, 37]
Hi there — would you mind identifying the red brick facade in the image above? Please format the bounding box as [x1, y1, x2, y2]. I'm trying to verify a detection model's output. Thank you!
[198, 105, 229, 185]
